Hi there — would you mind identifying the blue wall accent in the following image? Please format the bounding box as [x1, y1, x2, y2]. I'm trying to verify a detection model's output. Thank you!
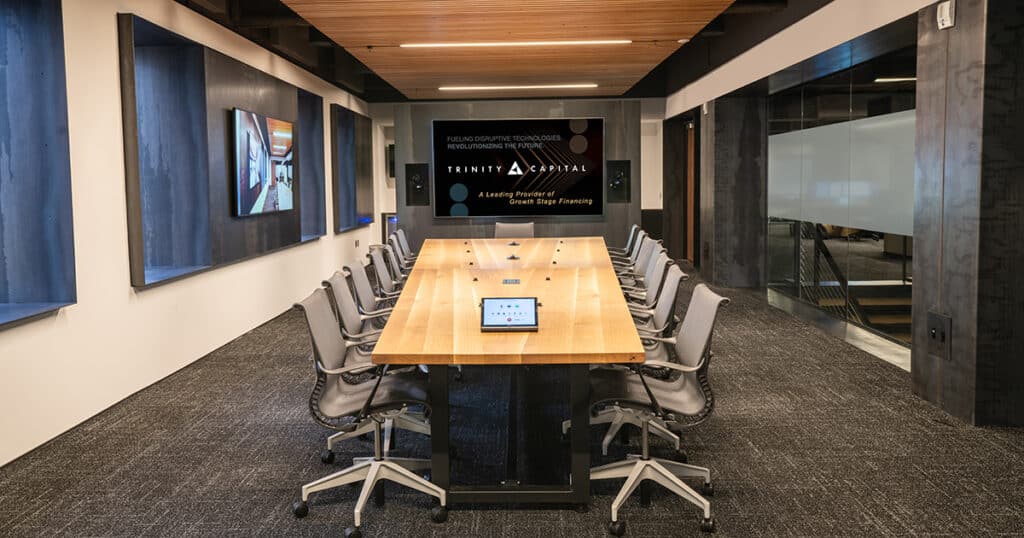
[0, 0, 76, 310]
[297, 89, 325, 239]
[134, 44, 211, 275]
[331, 105, 373, 232]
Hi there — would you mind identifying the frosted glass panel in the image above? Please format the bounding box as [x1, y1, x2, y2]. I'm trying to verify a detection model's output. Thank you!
[849, 110, 915, 236]
[800, 120, 851, 227]
[767, 131, 803, 220]
[767, 110, 915, 236]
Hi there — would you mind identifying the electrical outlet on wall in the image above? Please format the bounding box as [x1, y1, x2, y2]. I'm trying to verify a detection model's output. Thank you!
[927, 311, 952, 361]
[355, 239, 360, 248]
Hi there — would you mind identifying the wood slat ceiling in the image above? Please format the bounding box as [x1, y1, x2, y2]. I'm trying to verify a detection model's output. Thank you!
[280, 0, 736, 99]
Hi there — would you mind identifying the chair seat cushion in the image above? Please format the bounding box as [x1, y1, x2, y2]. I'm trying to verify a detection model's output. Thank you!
[589, 367, 707, 418]
[320, 369, 429, 419]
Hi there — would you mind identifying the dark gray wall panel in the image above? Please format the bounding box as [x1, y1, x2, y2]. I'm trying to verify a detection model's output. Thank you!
[0, 0, 75, 305]
[204, 49, 300, 264]
[912, 0, 1024, 425]
[662, 115, 688, 260]
[699, 97, 768, 288]
[297, 89, 325, 239]
[331, 105, 373, 233]
[394, 100, 641, 249]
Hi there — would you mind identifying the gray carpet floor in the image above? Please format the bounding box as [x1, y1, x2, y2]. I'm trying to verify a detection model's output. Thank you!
[1, 273, 1023, 537]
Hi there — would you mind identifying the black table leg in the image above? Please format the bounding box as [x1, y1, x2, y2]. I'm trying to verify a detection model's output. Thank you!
[429, 365, 450, 492]
[569, 364, 591, 505]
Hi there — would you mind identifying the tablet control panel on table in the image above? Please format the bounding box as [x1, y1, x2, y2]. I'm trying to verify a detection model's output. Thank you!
[481, 297, 538, 332]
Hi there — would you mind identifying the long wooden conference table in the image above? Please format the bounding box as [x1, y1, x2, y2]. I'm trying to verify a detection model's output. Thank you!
[372, 236, 643, 505]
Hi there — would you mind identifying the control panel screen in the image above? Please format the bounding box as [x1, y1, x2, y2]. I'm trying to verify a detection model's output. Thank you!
[481, 297, 538, 332]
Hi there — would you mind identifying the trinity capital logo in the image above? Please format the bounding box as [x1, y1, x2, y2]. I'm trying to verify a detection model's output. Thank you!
[507, 161, 525, 176]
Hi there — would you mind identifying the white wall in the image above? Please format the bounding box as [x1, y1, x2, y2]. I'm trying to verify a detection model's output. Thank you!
[0, 0, 382, 466]
[665, 0, 935, 118]
[639, 98, 665, 211]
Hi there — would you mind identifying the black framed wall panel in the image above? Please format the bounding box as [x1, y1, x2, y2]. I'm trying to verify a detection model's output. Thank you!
[0, 0, 76, 326]
[405, 163, 431, 206]
[120, 15, 212, 286]
[119, 15, 313, 288]
[331, 104, 374, 233]
[298, 88, 326, 240]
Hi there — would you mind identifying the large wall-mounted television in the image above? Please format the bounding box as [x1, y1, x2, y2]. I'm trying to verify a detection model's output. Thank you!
[234, 108, 294, 217]
[432, 118, 604, 218]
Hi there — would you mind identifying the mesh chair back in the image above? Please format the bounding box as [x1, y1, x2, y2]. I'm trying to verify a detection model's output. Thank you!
[345, 263, 379, 313]
[368, 248, 398, 293]
[324, 272, 364, 337]
[675, 284, 730, 368]
[388, 235, 411, 267]
[632, 236, 662, 273]
[384, 244, 406, 277]
[396, 229, 416, 258]
[622, 224, 641, 252]
[624, 230, 648, 263]
[295, 288, 347, 371]
[650, 264, 685, 333]
[642, 253, 672, 308]
[494, 221, 535, 238]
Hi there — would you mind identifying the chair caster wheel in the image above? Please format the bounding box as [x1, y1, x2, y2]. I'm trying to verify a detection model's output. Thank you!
[320, 450, 335, 464]
[291, 500, 308, 518]
[700, 517, 716, 533]
[344, 527, 363, 538]
[431, 505, 448, 523]
[701, 482, 714, 497]
[607, 520, 626, 536]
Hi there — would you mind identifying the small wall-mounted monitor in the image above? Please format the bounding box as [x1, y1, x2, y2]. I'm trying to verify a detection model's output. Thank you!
[234, 108, 294, 217]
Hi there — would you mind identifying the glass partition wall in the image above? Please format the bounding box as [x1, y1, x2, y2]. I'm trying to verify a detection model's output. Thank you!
[767, 45, 916, 345]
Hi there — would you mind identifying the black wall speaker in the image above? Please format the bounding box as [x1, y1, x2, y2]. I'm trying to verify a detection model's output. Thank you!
[405, 163, 430, 206]
[607, 160, 631, 204]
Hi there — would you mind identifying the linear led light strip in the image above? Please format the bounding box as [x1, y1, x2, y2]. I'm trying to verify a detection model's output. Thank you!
[401, 39, 631, 48]
[874, 77, 916, 83]
[439, 84, 599, 91]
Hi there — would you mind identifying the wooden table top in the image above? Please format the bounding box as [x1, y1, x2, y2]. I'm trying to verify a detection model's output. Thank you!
[371, 237, 644, 365]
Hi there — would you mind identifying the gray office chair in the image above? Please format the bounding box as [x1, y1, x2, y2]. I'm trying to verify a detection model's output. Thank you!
[383, 244, 410, 281]
[324, 272, 388, 340]
[563, 263, 687, 454]
[388, 235, 415, 273]
[608, 224, 642, 257]
[291, 289, 447, 536]
[620, 248, 671, 295]
[588, 284, 730, 536]
[610, 230, 647, 265]
[368, 247, 404, 295]
[494, 221, 535, 238]
[611, 232, 652, 270]
[345, 263, 396, 326]
[396, 228, 417, 260]
[615, 235, 662, 280]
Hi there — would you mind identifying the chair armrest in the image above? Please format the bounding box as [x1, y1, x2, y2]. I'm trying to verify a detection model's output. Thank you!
[344, 328, 383, 341]
[360, 310, 391, 321]
[643, 359, 704, 373]
[318, 361, 380, 376]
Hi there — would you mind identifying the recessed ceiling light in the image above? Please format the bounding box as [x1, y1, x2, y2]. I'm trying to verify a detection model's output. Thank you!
[438, 84, 599, 91]
[677, 38, 690, 44]
[874, 77, 917, 83]
[401, 40, 631, 48]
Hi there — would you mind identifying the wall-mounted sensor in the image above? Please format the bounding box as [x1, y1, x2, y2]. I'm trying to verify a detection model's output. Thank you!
[937, 0, 955, 29]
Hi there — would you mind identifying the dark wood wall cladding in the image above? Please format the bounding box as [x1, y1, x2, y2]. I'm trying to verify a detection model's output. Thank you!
[133, 45, 210, 270]
[662, 115, 689, 261]
[203, 48, 301, 264]
[394, 100, 641, 249]
[297, 89, 326, 239]
[699, 97, 767, 288]
[911, 0, 1024, 425]
[0, 0, 75, 306]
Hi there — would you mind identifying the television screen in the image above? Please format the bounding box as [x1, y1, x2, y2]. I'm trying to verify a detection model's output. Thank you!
[432, 118, 604, 217]
[234, 108, 294, 216]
